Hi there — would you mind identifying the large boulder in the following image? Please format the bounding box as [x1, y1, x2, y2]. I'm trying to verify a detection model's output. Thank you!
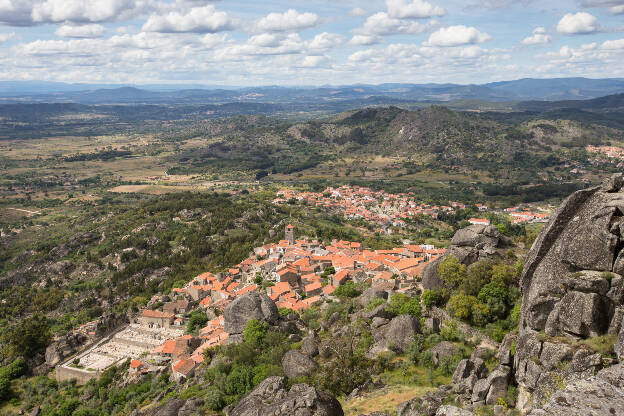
[435, 406, 476, 416]
[423, 224, 510, 290]
[359, 288, 389, 307]
[384, 315, 421, 352]
[429, 341, 458, 365]
[301, 334, 320, 357]
[396, 386, 451, 416]
[282, 350, 318, 379]
[223, 292, 278, 335]
[515, 175, 624, 412]
[45, 332, 89, 366]
[229, 376, 343, 416]
[527, 362, 624, 415]
[452, 358, 488, 395]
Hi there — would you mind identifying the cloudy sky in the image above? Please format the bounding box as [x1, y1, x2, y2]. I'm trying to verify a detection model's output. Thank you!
[0, 0, 623, 86]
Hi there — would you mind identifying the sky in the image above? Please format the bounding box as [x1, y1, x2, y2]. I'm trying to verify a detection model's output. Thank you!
[0, 0, 623, 86]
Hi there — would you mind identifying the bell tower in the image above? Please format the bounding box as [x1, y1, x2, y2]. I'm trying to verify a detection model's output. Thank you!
[285, 224, 295, 244]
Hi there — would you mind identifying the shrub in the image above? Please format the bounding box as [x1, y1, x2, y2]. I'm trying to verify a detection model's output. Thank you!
[438, 256, 467, 289]
[186, 309, 209, 334]
[224, 364, 254, 396]
[439, 354, 462, 376]
[407, 334, 425, 364]
[367, 297, 386, 311]
[387, 293, 421, 319]
[333, 281, 361, 298]
[243, 319, 267, 348]
[447, 294, 478, 321]
[421, 289, 444, 309]
[440, 320, 462, 342]
[204, 387, 225, 411]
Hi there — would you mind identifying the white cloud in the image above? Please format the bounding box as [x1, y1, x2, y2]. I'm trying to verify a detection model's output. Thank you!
[522, 27, 552, 45]
[299, 55, 328, 68]
[142, 5, 234, 33]
[424, 25, 491, 47]
[357, 12, 438, 36]
[349, 35, 380, 46]
[601, 38, 624, 49]
[556, 12, 599, 34]
[0, 32, 18, 43]
[254, 9, 319, 33]
[32, 0, 152, 24]
[55, 24, 106, 38]
[386, 0, 446, 19]
[307, 32, 345, 52]
[248, 33, 283, 48]
[581, 0, 624, 15]
[349, 7, 369, 17]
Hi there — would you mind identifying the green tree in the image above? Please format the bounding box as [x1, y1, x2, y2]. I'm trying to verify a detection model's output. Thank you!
[333, 281, 361, 298]
[243, 319, 267, 348]
[437, 256, 467, 290]
[447, 294, 478, 321]
[3, 314, 51, 358]
[186, 309, 209, 334]
[421, 289, 445, 309]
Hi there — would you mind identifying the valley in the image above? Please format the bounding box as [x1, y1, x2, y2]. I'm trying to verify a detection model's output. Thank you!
[1, 89, 624, 416]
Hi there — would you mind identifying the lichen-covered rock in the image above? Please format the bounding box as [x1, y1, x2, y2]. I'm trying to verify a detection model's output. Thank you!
[484, 366, 511, 405]
[429, 341, 458, 365]
[423, 225, 510, 290]
[359, 288, 388, 307]
[526, 363, 624, 415]
[557, 291, 607, 337]
[384, 315, 421, 352]
[616, 324, 624, 360]
[365, 304, 395, 320]
[515, 176, 624, 411]
[452, 358, 488, 394]
[282, 350, 318, 379]
[435, 406, 477, 416]
[301, 334, 320, 357]
[229, 376, 343, 416]
[223, 292, 278, 335]
[396, 387, 451, 416]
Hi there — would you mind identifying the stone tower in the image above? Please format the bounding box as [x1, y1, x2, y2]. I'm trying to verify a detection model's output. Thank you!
[285, 224, 295, 244]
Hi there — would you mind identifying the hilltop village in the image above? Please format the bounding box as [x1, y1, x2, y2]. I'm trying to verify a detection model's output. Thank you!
[57, 224, 446, 384]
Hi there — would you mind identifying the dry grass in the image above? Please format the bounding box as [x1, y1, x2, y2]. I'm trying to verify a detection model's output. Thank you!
[341, 384, 435, 416]
[109, 185, 202, 194]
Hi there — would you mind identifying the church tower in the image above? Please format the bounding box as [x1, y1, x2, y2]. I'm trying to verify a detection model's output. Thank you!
[285, 224, 295, 245]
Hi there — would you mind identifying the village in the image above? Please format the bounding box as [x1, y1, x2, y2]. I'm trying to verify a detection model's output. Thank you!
[273, 185, 550, 227]
[56, 223, 448, 384]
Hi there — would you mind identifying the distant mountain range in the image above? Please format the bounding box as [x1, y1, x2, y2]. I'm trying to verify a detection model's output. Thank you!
[1, 77, 624, 105]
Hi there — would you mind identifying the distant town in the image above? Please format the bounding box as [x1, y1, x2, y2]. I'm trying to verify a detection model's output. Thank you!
[274, 185, 550, 228]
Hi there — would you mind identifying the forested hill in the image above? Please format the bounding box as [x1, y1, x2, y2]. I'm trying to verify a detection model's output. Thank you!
[165, 103, 624, 184]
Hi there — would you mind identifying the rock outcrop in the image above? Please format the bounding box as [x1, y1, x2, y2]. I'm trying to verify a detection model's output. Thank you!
[228, 376, 343, 416]
[223, 292, 278, 336]
[281, 350, 318, 379]
[514, 174, 624, 412]
[423, 224, 511, 290]
[396, 385, 452, 416]
[527, 362, 624, 415]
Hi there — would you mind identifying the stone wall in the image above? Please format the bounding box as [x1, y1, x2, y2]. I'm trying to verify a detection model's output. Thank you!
[56, 365, 102, 384]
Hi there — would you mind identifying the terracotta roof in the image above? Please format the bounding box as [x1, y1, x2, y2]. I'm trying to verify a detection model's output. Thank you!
[142, 310, 174, 319]
[173, 359, 196, 376]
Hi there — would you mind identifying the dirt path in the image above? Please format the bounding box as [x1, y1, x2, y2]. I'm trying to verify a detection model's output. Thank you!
[6, 207, 41, 215]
